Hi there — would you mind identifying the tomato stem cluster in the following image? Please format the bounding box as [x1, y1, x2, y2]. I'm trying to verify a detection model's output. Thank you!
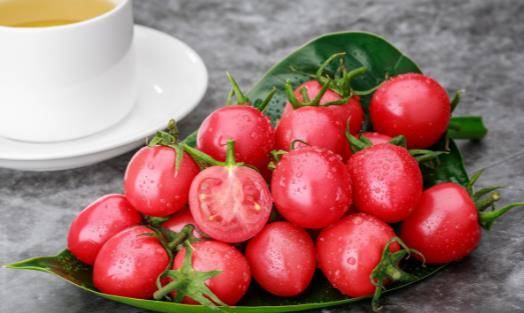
[467, 170, 524, 230]
[370, 237, 424, 311]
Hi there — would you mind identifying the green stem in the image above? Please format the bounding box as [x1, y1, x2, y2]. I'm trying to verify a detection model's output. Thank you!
[226, 72, 250, 104]
[257, 87, 277, 112]
[167, 225, 195, 250]
[389, 135, 407, 148]
[480, 202, 524, 230]
[450, 90, 462, 112]
[475, 192, 501, 211]
[315, 52, 346, 80]
[447, 116, 488, 140]
[346, 133, 370, 153]
[183, 144, 224, 168]
[225, 140, 237, 166]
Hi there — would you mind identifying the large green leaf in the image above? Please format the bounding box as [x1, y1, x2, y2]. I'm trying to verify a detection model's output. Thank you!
[6, 250, 445, 313]
[6, 32, 469, 312]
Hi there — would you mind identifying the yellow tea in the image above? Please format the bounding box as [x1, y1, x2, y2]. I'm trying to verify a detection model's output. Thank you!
[0, 0, 115, 27]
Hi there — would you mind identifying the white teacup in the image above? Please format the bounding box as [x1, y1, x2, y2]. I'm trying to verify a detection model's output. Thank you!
[0, 0, 136, 142]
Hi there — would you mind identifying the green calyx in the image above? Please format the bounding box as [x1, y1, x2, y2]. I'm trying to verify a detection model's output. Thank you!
[370, 237, 424, 312]
[142, 225, 199, 297]
[153, 242, 227, 309]
[467, 170, 524, 230]
[346, 129, 447, 163]
[183, 139, 244, 169]
[267, 149, 288, 171]
[148, 119, 185, 171]
[226, 72, 276, 112]
[315, 52, 376, 98]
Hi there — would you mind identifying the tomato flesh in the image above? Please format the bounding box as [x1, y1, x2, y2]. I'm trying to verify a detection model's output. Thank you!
[189, 165, 272, 243]
[124, 145, 200, 217]
[317, 213, 399, 298]
[93, 226, 169, 299]
[370, 73, 450, 148]
[360, 132, 392, 145]
[401, 182, 481, 264]
[172, 241, 251, 305]
[245, 222, 316, 297]
[67, 194, 141, 265]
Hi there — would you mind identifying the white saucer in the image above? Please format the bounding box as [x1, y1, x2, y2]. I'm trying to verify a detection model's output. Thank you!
[0, 25, 207, 172]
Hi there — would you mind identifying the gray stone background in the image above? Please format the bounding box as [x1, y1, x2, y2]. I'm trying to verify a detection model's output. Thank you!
[1, 0, 523, 312]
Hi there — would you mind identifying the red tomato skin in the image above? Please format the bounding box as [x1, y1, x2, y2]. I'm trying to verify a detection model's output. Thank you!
[275, 106, 344, 155]
[370, 73, 451, 148]
[93, 226, 169, 299]
[401, 182, 481, 264]
[172, 241, 251, 305]
[360, 132, 392, 145]
[67, 194, 141, 265]
[124, 145, 200, 217]
[162, 209, 202, 239]
[197, 105, 274, 172]
[347, 143, 422, 223]
[189, 165, 272, 243]
[271, 146, 352, 229]
[245, 222, 316, 297]
[317, 213, 399, 298]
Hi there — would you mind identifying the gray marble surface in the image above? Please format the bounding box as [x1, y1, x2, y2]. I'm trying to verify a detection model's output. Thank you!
[1, 0, 523, 312]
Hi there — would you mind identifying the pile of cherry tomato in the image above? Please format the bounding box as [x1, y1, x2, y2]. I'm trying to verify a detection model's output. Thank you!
[66, 55, 520, 310]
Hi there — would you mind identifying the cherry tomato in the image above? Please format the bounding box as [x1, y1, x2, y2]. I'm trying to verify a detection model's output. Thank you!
[282, 80, 342, 117]
[317, 213, 399, 298]
[360, 132, 392, 145]
[67, 194, 141, 265]
[347, 143, 422, 223]
[172, 241, 251, 305]
[162, 209, 202, 239]
[197, 105, 274, 172]
[245, 221, 316, 297]
[93, 226, 169, 299]
[189, 164, 272, 243]
[370, 73, 451, 148]
[271, 146, 351, 228]
[401, 182, 481, 264]
[124, 145, 200, 217]
[275, 106, 344, 155]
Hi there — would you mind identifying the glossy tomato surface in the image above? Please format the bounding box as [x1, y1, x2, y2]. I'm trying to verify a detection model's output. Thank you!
[245, 222, 316, 297]
[275, 106, 344, 155]
[317, 213, 399, 298]
[197, 105, 274, 172]
[271, 146, 351, 228]
[172, 241, 251, 305]
[162, 209, 202, 238]
[93, 226, 169, 299]
[67, 194, 141, 265]
[348, 143, 422, 223]
[189, 165, 272, 243]
[401, 182, 481, 264]
[370, 73, 451, 148]
[124, 145, 200, 217]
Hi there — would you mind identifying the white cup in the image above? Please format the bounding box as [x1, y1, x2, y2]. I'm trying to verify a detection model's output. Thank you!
[0, 0, 136, 142]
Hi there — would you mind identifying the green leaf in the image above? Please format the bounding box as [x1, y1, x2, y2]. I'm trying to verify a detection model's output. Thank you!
[5, 250, 445, 313]
[6, 31, 469, 312]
